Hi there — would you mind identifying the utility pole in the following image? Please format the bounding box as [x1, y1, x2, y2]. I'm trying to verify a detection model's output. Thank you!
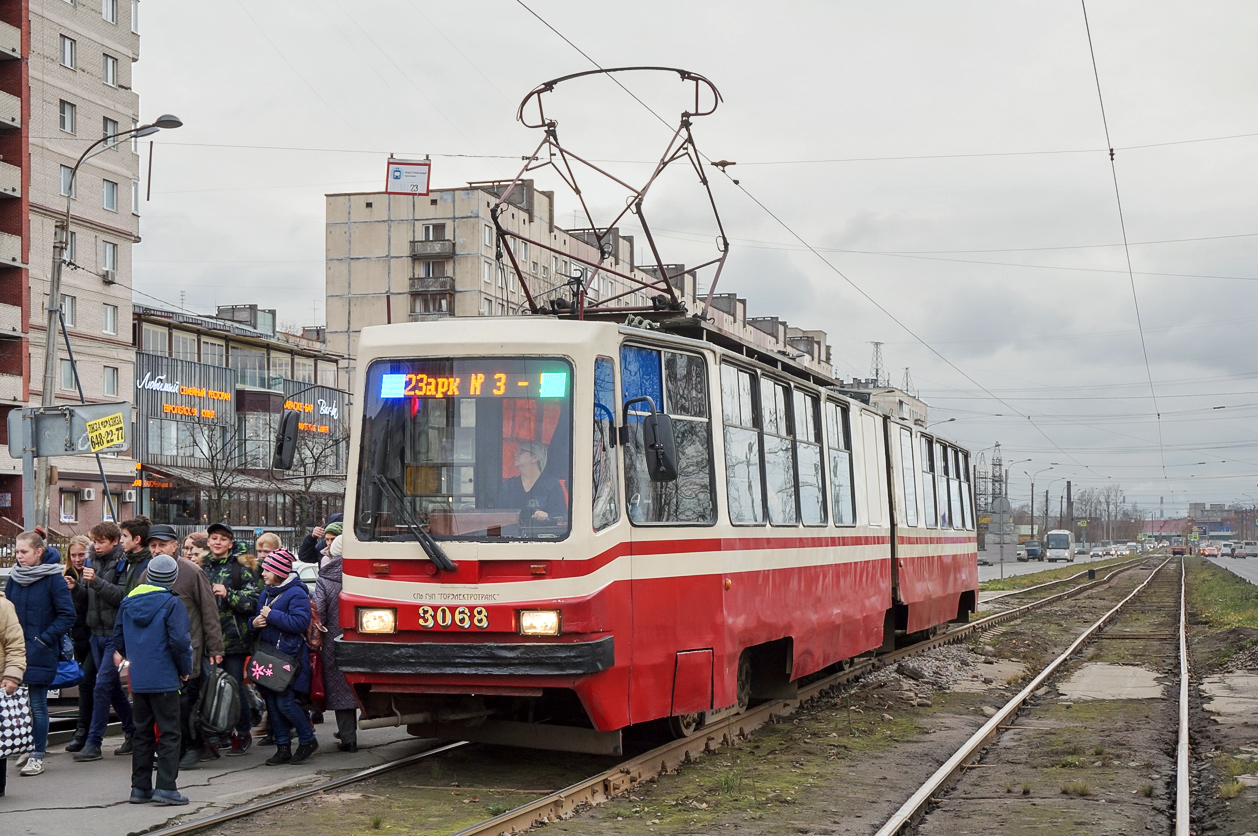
[1066, 480, 1073, 540]
[869, 341, 886, 387]
[1044, 488, 1049, 539]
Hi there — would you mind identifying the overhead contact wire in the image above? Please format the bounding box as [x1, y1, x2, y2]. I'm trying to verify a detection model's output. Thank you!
[1081, 0, 1167, 478]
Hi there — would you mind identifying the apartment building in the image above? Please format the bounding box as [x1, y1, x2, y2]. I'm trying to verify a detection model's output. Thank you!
[326, 178, 835, 387]
[0, 0, 144, 532]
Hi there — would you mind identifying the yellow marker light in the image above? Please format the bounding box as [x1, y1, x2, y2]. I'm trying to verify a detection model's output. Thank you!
[357, 607, 397, 634]
[518, 610, 561, 636]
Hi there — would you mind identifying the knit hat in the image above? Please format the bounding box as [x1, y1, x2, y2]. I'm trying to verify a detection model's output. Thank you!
[147, 555, 179, 587]
[324, 522, 343, 536]
[262, 547, 295, 578]
[329, 535, 343, 558]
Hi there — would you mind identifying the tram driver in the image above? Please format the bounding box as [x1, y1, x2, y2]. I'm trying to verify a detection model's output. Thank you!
[500, 441, 567, 531]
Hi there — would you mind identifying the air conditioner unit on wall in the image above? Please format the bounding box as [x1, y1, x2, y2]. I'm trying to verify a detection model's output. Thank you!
[79, 487, 96, 501]
[102, 269, 117, 284]
[123, 489, 136, 503]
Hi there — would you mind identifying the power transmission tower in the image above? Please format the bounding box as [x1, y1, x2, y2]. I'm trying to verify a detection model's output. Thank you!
[901, 367, 916, 396]
[869, 341, 886, 386]
[991, 442, 1005, 499]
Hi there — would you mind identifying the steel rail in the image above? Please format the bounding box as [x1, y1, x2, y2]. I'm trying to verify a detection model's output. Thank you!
[981, 556, 1145, 604]
[1176, 559, 1191, 835]
[135, 741, 468, 836]
[873, 556, 1177, 836]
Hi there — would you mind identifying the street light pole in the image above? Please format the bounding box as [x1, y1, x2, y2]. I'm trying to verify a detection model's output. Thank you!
[32, 114, 183, 530]
[1024, 466, 1054, 540]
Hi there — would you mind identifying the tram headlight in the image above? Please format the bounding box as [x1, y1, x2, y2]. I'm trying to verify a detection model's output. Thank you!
[357, 607, 397, 634]
[518, 609, 561, 636]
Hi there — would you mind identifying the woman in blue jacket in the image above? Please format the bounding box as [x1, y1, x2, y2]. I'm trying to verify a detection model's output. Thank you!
[250, 548, 316, 766]
[4, 531, 76, 777]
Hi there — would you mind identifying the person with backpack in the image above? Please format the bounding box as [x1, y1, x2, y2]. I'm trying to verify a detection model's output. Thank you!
[140, 525, 225, 769]
[251, 548, 317, 765]
[4, 531, 75, 777]
[75, 517, 152, 762]
[315, 535, 357, 752]
[202, 522, 261, 757]
[112, 554, 193, 806]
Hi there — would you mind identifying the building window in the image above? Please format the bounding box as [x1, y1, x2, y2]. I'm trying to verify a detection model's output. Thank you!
[421, 259, 446, 278]
[201, 339, 225, 366]
[103, 0, 117, 23]
[103, 365, 118, 396]
[60, 492, 77, 524]
[230, 345, 267, 388]
[172, 331, 197, 362]
[293, 357, 314, 383]
[103, 54, 118, 87]
[421, 222, 446, 241]
[102, 240, 118, 272]
[59, 358, 76, 390]
[102, 179, 118, 211]
[410, 293, 451, 315]
[482, 261, 492, 284]
[63, 230, 76, 264]
[59, 165, 76, 198]
[60, 35, 76, 69]
[131, 0, 139, 33]
[481, 297, 492, 316]
[59, 100, 75, 134]
[316, 362, 337, 387]
[483, 224, 493, 248]
[131, 179, 140, 214]
[102, 303, 117, 335]
[269, 352, 291, 383]
[141, 324, 168, 355]
[103, 116, 119, 146]
[62, 294, 76, 327]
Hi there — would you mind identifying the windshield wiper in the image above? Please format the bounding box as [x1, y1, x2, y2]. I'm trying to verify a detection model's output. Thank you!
[372, 474, 457, 573]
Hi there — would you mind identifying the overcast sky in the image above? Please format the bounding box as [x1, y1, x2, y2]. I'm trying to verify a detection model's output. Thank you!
[130, 1, 1258, 518]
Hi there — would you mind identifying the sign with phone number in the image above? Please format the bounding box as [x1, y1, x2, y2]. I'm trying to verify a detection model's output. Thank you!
[85, 412, 126, 452]
[417, 605, 501, 631]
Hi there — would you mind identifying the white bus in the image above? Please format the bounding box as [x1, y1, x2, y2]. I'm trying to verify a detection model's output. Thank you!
[1045, 529, 1074, 562]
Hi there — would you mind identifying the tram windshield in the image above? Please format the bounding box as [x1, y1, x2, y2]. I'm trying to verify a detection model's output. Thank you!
[355, 357, 574, 542]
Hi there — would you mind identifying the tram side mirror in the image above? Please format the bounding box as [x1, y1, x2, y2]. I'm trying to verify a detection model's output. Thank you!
[620, 396, 678, 483]
[272, 410, 300, 470]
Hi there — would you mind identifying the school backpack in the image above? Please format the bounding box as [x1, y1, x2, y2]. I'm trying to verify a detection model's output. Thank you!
[197, 659, 242, 737]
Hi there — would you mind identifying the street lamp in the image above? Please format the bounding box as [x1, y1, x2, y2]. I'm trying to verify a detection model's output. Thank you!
[1024, 466, 1054, 539]
[33, 114, 183, 530]
[1045, 476, 1065, 531]
[1004, 458, 1031, 498]
[927, 417, 956, 430]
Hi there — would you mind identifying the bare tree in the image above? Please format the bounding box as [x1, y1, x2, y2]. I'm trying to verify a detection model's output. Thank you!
[186, 420, 251, 524]
[277, 422, 349, 529]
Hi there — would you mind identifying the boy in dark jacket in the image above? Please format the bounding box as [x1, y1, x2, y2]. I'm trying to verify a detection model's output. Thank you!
[113, 554, 193, 806]
[202, 522, 262, 754]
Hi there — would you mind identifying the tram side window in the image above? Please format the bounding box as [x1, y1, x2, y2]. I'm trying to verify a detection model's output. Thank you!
[592, 356, 619, 531]
[721, 364, 765, 524]
[935, 441, 951, 527]
[920, 437, 937, 529]
[899, 427, 919, 527]
[825, 401, 855, 525]
[622, 345, 715, 525]
[793, 389, 826, 526]
[958, 450, 973, 530]
[948, 447, 964, 529]
[761, 378, 798, 526]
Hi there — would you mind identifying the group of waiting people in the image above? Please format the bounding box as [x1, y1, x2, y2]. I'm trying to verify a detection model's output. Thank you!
[0, 514, 355, 805]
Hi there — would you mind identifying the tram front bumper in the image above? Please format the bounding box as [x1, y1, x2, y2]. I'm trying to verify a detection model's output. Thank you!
[334, 635, 615, 676]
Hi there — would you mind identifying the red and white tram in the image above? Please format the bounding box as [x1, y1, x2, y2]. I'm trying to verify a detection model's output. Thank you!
[331, 315, 977, 754]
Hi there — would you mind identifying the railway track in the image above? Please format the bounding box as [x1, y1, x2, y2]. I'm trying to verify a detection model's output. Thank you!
[874, 556, 1189, 835]
[152, 557, 1162, 836]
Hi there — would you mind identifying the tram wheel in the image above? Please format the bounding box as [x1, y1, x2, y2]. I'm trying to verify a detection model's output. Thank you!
[735, 654, 752, 713]
[668, 712, 704, 739]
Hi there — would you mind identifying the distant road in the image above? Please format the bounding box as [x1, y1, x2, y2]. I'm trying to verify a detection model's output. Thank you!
[1205, 554, 1258, 585]
[977, 549, 1114, 583]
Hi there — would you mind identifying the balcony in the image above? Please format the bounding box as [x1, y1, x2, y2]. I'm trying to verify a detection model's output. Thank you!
[0, 20, 18, 60]
[0, 160, 19, 199]
[0, 89, 18, 130]
[0, 372, 21, 403]
[0, 231, 22, 267]
[0, 301, 19, 335]
[408, 310, 452, 322]
[410, 239, 454, 259]
[409, 276, 454, 293]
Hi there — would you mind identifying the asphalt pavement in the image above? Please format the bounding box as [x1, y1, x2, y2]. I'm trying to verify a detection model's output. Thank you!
[977, 550, 1115, 583]
[1205, 554, 1258, 585]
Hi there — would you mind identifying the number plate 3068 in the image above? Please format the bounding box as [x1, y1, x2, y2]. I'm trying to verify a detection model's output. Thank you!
[417, 605, 492, 630]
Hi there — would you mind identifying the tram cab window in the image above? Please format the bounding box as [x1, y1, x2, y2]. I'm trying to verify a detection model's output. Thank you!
[824, 401, 855, 526]
[761, 378, 798, 526]
[354, 357, 573, 541]
[958, 450, 973, 530]
[920, 437, 937, 529]
[721, 364, 765, 525]
[592, 357, 619, 531]
[899, 427, 919, 527]
[793, 389, 826, 526]
[621, 345, 715, 525]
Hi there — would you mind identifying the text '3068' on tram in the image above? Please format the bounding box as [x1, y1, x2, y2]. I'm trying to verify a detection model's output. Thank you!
[299, 68, 978, 754]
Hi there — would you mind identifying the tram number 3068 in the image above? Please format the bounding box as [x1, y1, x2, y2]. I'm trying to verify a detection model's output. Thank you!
[417, 605, 491, 630]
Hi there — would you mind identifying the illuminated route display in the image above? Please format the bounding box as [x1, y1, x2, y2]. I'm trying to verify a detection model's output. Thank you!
[372, 359, 570, 401]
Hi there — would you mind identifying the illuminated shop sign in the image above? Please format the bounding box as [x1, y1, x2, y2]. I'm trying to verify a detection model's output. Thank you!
[378, 371, 568, 399]
[136, 372, 231, 402]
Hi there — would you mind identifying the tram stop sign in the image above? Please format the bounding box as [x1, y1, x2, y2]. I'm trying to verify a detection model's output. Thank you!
[7, 402, 132, 457]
